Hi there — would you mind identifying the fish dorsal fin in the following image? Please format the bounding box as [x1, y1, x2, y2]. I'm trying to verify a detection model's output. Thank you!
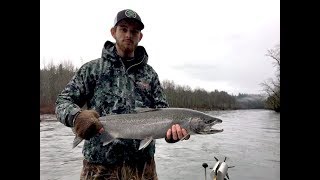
[139, 137, 154, 150]
[133, 107, 159, 114]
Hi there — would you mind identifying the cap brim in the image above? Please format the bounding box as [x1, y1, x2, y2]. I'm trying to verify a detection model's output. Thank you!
[115, 18, 144, 30]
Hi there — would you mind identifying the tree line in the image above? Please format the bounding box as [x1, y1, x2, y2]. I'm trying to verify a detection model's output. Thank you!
[162, 80, 265, 110]
[40, 61, 78, 114]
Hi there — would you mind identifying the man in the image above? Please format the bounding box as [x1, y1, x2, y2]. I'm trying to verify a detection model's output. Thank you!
[55, 9, 190, 180]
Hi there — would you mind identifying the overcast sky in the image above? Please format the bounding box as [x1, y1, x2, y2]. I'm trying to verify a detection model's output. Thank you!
[40, 0, 280, 95]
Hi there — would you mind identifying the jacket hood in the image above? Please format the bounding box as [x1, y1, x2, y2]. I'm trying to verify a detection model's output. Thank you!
[101, 40, 149, 66]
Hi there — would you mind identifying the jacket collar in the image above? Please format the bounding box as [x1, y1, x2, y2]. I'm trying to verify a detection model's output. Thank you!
[101, 41, 149, 67]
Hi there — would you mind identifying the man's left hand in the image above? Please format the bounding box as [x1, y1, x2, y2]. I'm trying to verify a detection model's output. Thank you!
[166, 124, 190, 142]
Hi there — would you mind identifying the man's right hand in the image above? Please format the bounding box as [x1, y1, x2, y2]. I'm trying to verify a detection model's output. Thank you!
[74, 110, 104, 140]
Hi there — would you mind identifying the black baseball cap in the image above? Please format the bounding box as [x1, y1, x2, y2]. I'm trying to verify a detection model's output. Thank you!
[114, 9, 144, 30]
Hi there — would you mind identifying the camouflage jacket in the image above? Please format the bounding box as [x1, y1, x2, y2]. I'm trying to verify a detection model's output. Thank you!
[55, 41, 169, 165]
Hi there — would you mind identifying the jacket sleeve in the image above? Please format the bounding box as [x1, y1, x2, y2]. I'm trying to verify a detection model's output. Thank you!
[150, 72, 169, 108]
[55, 63, 95, 127]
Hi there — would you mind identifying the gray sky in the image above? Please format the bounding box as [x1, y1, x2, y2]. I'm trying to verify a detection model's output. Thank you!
[40, 0, 280, 95]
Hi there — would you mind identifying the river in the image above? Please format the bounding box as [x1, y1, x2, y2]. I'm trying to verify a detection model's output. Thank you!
[40, 109, 280, 180]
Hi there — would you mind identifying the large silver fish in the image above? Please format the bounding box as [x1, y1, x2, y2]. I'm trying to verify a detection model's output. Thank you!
[73, 108, 223, 149]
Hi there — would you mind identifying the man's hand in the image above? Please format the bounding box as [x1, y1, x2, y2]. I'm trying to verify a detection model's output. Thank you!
[165, 124, 190, 143]
[74, 110, 104, 140]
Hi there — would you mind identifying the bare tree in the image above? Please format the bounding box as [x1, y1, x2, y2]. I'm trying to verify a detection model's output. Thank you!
[261, 44, 280, 112]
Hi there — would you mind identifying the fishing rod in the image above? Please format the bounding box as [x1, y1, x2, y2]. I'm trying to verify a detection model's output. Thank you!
[202, 163, 208, 180]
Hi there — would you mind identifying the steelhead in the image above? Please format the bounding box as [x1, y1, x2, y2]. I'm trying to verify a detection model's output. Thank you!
[73, 108, 223, 149]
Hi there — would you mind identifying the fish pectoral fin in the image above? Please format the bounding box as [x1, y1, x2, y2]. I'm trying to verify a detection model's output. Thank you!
[139, 137, 154, 150]
[72, 136, 84, 149]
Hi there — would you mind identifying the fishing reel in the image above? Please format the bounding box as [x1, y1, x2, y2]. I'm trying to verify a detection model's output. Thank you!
[202, 156, 235, 180]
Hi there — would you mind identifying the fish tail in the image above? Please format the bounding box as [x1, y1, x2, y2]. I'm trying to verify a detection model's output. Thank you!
[72, 135, 84, 148]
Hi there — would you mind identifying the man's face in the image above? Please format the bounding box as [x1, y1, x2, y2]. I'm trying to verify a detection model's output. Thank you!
[111, 20, 143, 55]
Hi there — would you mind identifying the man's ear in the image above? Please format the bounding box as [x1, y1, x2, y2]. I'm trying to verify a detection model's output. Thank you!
[139, 32, 143, 42]
[110, 27, 116, 39]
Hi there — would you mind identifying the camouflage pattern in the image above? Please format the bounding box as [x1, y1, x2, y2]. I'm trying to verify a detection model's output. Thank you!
[55, 40, 169, 166]
[80, 158, 158, 180]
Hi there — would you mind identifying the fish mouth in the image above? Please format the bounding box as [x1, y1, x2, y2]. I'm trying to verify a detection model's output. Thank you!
[199, 120, 223, 134]
[202, 128, 224, 134]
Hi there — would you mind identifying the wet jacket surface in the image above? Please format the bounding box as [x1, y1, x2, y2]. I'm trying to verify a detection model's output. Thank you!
[55, 40, 169, 165]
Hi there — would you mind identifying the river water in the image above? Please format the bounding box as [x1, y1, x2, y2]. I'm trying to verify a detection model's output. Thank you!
[40, 109, 280, 180]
